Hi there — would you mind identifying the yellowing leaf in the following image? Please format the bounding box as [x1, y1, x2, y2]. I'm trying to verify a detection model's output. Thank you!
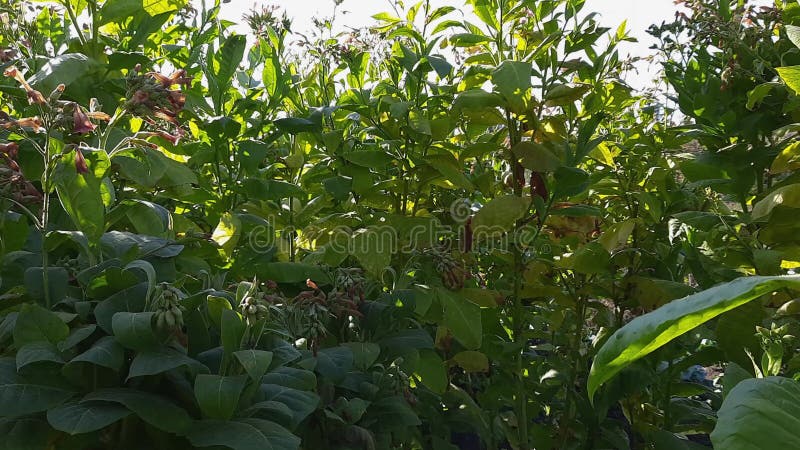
[212, 213, 241, 259]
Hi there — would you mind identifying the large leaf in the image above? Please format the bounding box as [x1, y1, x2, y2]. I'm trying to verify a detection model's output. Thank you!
[84, 388, 192, 435]
[711, 377, 800, 449]
[259, 384, 320, 428]
[0, 383, 73, 417]
[67, 336, 125, 371]
[128, 348, 208, 379]
[187, 418, 300, 450]
[111, 312, 159, 350]
[492, 60, 531, 113]
[28, 54, 92, 91]
[472, 195, 529, 236]
[54, 149, 110, 243]
[12, 304, 69, 347]
[234, 350, 274, 381]
[46, 401, 130, 435]
[588, 276, 800, 399]
[438, 288, 482, 350]
[194, 374, 248, 420]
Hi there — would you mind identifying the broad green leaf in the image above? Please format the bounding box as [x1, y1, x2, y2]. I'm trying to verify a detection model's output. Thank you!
[598, 220, 635, 252]
[350, 228, 392, 278]
[23, 267, 68, 303]
[234, 350, 274, 381]
[588, 276, 800, 400]
[438, 289, 482, 350]
[194, 374, 248, 420]
[54, 149, 110, 243]
[94, 283, 148, 333]
[341, 342, 380, 371]
[746, 82, 781, 110]
[128, 348, 208, 379]
[46, 401, 130, 435]
[452, 89, 503, 110]
[28, 54, 92, 92]
[257, 263, 330, 285]
[221, 308, 245, 358]
[513, 141, 562, 172]
[143, 0, 187, 16]
[777, 65, 800, 93]
[368, 396, 421, 427]
[0, 383, 73, 417]
[425, 154, 473, 190]
[261, 367, 317, 391]
[111, 312, 159, 350]
[259, 384, 320, 428]
[770, 142, 800, 174]
[544, 84, 591, 107]
[84, 388, 191, 435]
[415, 350, 447, 394]
[751, 184, 800, 220]
[449, 33, 492, 47]
[58, 325, 97, 352]
[67, 336, 124, 371]
[711, 377, 800, 449]
[13, 304, 69, 347]
[472, 195, 529, 236]
[787, 24, 800, 49]
[16, 342, 64, 371]
[212, 212, 242, 259]
[314, 347, 353, 382]
[187, 418, 300, 450]
[492, 60, 531, 114]
[451, 351, 489, 373]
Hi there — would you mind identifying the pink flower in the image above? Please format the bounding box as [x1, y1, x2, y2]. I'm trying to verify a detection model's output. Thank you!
[74, 149, 89, 174]
[72, 105, 96, 134]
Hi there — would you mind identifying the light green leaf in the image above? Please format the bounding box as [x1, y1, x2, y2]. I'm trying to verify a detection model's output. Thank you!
[751, 184, 800, 220]
[777, 65, 800, 93]
[12, 304, 69, 347]
[492, 60, 531, 113]
[194, 374, 248, 420]
[451, 351, 489, 373]
[438, 289, 482, 350]
[111, 312, 159, 351]
[54, 149, 110, 243]
[711, 377, 800, 449]
[472, 195, 529, 236]
[212, 212, 242, 259]
[588, 276, 800, 400]
[234, 350, 274, 381]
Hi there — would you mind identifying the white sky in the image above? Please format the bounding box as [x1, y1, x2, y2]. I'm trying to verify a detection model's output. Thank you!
[214, 0, 681, 88]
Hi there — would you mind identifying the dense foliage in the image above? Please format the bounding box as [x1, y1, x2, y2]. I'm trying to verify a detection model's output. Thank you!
[1, 0, 800, 449]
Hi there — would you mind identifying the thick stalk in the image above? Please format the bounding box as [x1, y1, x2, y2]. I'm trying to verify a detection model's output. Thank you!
[61, 1, 87, 46]
[507, 112, 529, 450]
[41, 138, 52, 308]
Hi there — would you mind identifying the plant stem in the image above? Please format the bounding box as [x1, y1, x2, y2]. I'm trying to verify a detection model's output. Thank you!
[62, 0, 87, 47]
[41, 140, 52, 308]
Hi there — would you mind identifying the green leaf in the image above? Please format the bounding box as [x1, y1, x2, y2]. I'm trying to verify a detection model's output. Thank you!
[787, 25, 800, 49]
[746, 82, 781, 110]
[438, 289, 482, 350]
[258, 263, 330, 285]
[752, 184, 800, 220]
[28, 54, 92, 92]
[771, 142, 800, 174]
[711, 377, 800, 449]
[234, 350, 274, 381]
[259, 384, 320, 428]
[142, 0, 187, 16]
[84, 388, 192, 435]
[777, 65, 800, 93]
[492, 60, 531, 113]
[13, 304, 69, 347]
[46, 401, 130, 435]
[221, 309, 245, 358]
[588, 276, 800, 400]
[472, 195, 529, 236]
[452, 89, 503, 110]
[315, 347, 353, 382]
[16, 342, 64, 371]
[261, 367, 317, 391]
[368, 396, 421, 428]
[212, 212, 242, 259]
[67, 336, 124, 371]
[24, 267, 68, 303]
[194, 374, 248, 420]
[513, 141, 561, 172]
[128, 348, 208, 379]
[415, 350, 447, 394]
[187, 418, 300, 450]
[544, 84, 591, 106]
[341, 342, 380, 371]
[94, 283, 148, 333]
[54, 149, 110, 243]
[0, 383, 73, 417]
[424, 154, 474, 190]
[451, 351, 489, 373]
[111, 312, 159, 351]
[350, 228, 392, 278]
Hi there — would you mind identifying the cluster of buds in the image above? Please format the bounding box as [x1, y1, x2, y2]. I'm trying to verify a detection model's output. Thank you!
[124, 64, 190, 140]
[3, 67, 110, 137]
[328, 268, 366, 320]
[428, 248, 469, 290]
[243, 4, 292, 37]
[55, 256, 81, 279]
[239, 292, 271, 325]
[755, 322, 794, 376]
[152, 283, 186, 330]
[286, 279, 331, 354]
[0, 141, 41, 205]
